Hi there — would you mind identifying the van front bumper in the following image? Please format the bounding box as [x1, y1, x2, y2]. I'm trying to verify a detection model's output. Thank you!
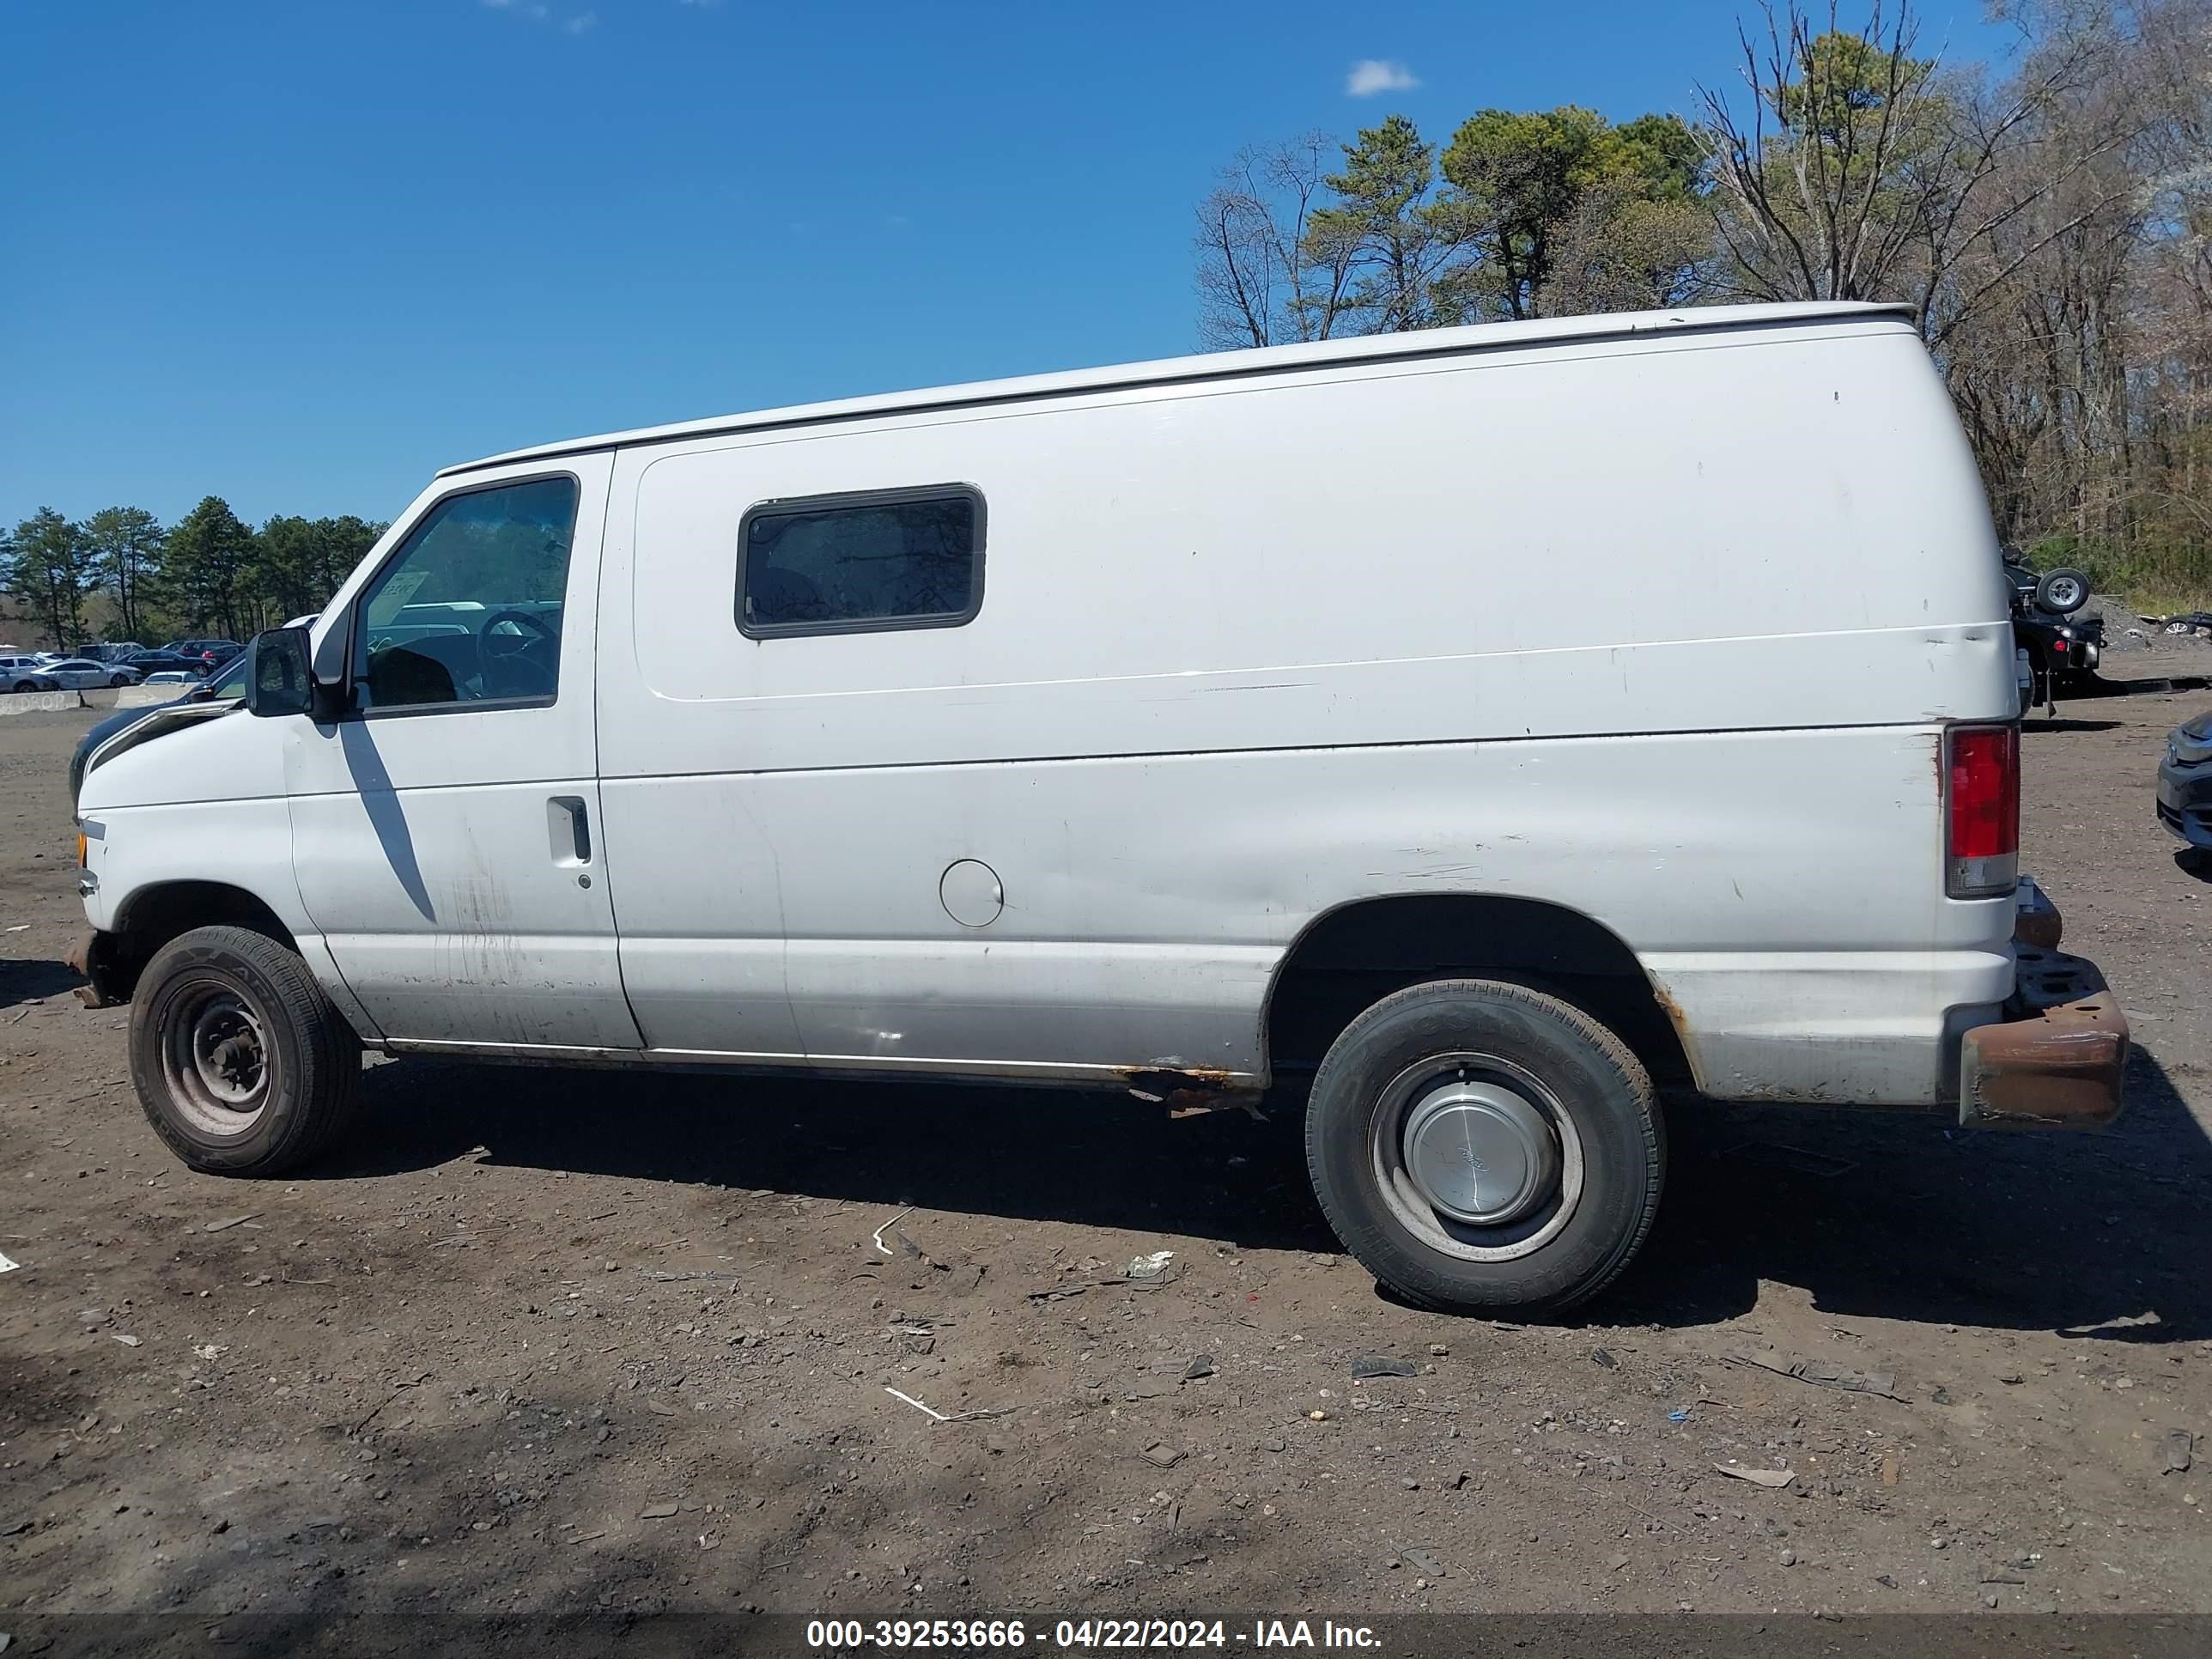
[1958, 881, 2128, 1129]
[65, 927, 129, 1009]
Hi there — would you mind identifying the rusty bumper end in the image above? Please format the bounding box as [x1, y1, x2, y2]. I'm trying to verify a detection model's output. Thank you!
[64, 928, 125, 1010]
[1960, 943, 2129, 1130]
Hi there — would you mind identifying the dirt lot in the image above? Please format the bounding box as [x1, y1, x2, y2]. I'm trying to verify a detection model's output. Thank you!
[5, 654, 2212, 1650]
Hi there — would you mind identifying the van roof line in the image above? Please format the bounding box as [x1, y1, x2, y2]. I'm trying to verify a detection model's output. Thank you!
[437, 301, 1916, 478]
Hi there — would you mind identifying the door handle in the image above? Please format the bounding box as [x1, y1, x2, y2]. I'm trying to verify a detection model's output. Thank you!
[547, 796, 592, 866]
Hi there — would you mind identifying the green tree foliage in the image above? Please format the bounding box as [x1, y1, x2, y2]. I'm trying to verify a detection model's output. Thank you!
[1435, 106, 1708, 319]
[82, 506, 166, 644]
[1195, 107, 1711, 343]
[257, 514, 383, 623]
[164, 496, 259, 641]
[4, 508, 96, 648]
[1304, 115, 1466, 332]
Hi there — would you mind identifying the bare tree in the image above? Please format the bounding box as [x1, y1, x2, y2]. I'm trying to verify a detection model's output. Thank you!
[1699, 0, 2130, 341]
[1194, 135, 1361, 349]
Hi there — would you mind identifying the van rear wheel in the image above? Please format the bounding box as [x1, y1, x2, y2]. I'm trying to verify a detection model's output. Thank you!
[1304, 979, 1662, 1315]
[129, 925, 362, 1176]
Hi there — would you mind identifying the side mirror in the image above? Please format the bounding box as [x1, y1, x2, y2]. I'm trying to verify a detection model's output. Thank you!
[245, 627, 315, 718]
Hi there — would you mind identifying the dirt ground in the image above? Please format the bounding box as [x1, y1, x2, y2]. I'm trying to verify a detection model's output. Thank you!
[5, 651, 2212, 1651]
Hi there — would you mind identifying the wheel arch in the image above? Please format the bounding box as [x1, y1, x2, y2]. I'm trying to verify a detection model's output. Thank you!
[88, 880, 301, 1006]
[1262, 892, 1696, 1091]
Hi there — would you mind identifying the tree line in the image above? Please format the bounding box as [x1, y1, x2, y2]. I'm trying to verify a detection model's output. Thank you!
[1196, 0, 2212, 607]
[0, 498, 385, 652]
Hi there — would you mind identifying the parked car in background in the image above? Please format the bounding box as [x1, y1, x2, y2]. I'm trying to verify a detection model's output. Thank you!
[162, 638, 245, 667]
[141, 670, 197, 685]
[2158, 708, 2212, 853]
[121, 651, 211, 678]
[40, 658, 142, 690]
[82, 642, 147, 664]
[2002, 548, 2103, 713]
[0, 654, 62, 692]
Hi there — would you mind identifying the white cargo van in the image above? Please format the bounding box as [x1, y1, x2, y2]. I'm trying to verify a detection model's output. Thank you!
[70, 301, 2127, 1312]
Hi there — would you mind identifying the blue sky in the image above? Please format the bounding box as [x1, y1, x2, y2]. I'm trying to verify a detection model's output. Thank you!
[3, 0, 2016, 531]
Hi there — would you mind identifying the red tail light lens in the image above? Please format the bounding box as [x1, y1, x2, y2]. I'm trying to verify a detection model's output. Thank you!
[1947, 723, 2019, 898]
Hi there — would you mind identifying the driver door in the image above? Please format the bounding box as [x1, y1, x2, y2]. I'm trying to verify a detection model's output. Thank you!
[283, 458, 642, 1049]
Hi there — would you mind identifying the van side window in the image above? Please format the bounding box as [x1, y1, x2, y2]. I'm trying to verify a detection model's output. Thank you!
[353, 476, 579, 712]
[738, 486, 982, 637]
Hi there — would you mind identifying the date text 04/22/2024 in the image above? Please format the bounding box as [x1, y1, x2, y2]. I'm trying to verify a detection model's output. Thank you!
[804, 1620, 1382, 1649]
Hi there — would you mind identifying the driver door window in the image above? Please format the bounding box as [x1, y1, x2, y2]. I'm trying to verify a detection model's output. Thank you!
[354, 476, 578, 712]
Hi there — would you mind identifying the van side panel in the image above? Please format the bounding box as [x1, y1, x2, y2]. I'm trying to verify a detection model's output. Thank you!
[597, 319, 2014, 1103]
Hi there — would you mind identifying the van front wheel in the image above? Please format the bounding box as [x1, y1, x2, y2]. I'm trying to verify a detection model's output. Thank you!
[129, 925, 361, 1176]
[1304, 979, 1663, 1315]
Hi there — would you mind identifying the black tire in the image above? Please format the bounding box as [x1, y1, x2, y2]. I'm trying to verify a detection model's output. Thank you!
[10, 680, 34, 693]
[109, 674, 130, 688]
[129, 925, 361, 1176]
[1304, 978, 1663, 1315]
[2036, 567, 2091, 616]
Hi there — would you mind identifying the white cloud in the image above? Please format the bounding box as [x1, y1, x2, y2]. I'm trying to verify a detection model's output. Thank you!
[482, 0, 599, 30]
[1346, 58, 1418, 97]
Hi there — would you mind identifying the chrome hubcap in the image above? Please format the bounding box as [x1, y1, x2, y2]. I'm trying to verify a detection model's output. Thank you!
[1401, 1077, 1560, 1226]
[1370, 1051, 1583, 1263]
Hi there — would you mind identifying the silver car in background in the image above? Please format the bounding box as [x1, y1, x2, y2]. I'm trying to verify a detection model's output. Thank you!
[39, 658, 143, 690]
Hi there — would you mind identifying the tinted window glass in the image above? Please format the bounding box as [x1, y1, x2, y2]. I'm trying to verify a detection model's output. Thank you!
[354, 477, 577, 710]
[739, 488, 981, 635]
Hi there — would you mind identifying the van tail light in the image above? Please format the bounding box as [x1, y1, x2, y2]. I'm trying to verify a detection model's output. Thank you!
[1946, 723, 2019, 899]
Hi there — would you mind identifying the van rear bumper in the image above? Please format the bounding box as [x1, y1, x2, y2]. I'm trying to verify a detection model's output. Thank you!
[1641, 878, 2124, 1117]
[1957, 887, 2128, 1130]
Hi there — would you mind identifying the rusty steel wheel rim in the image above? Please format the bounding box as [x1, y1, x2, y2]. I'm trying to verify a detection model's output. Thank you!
[161, 975, 274, 1136]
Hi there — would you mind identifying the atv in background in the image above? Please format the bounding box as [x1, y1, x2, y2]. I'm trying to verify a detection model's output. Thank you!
[2003, 547, 2101, 715]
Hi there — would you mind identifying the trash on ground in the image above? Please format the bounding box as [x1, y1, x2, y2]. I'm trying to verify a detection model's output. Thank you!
[1125, 1251, 1176, 1281]
[1351, 1352, 1418, 1380]
[192, 1344, 227, 1361]
[883, 1386, 1012, 1425]
[203, 1214, 260, 1234]
[1723, 1349, 1905, 1401]
[0, 1253, 20, 1274]
[1591, 1347, 1619, 1370]
[1397, 1544, 1448, 1578]
[1139, 1442, 1185, 1468]
[1182, 1354, 1216, 1381]
[1026, 1284, 1086, 1302]
[109, 1333, 140, 1348]
[1713, 1462, 1795, 1489]
[870, 1207, 914, 1255]
[1667, 1407, 1692, 1423]
[2163, 1430, 2194, 1474]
